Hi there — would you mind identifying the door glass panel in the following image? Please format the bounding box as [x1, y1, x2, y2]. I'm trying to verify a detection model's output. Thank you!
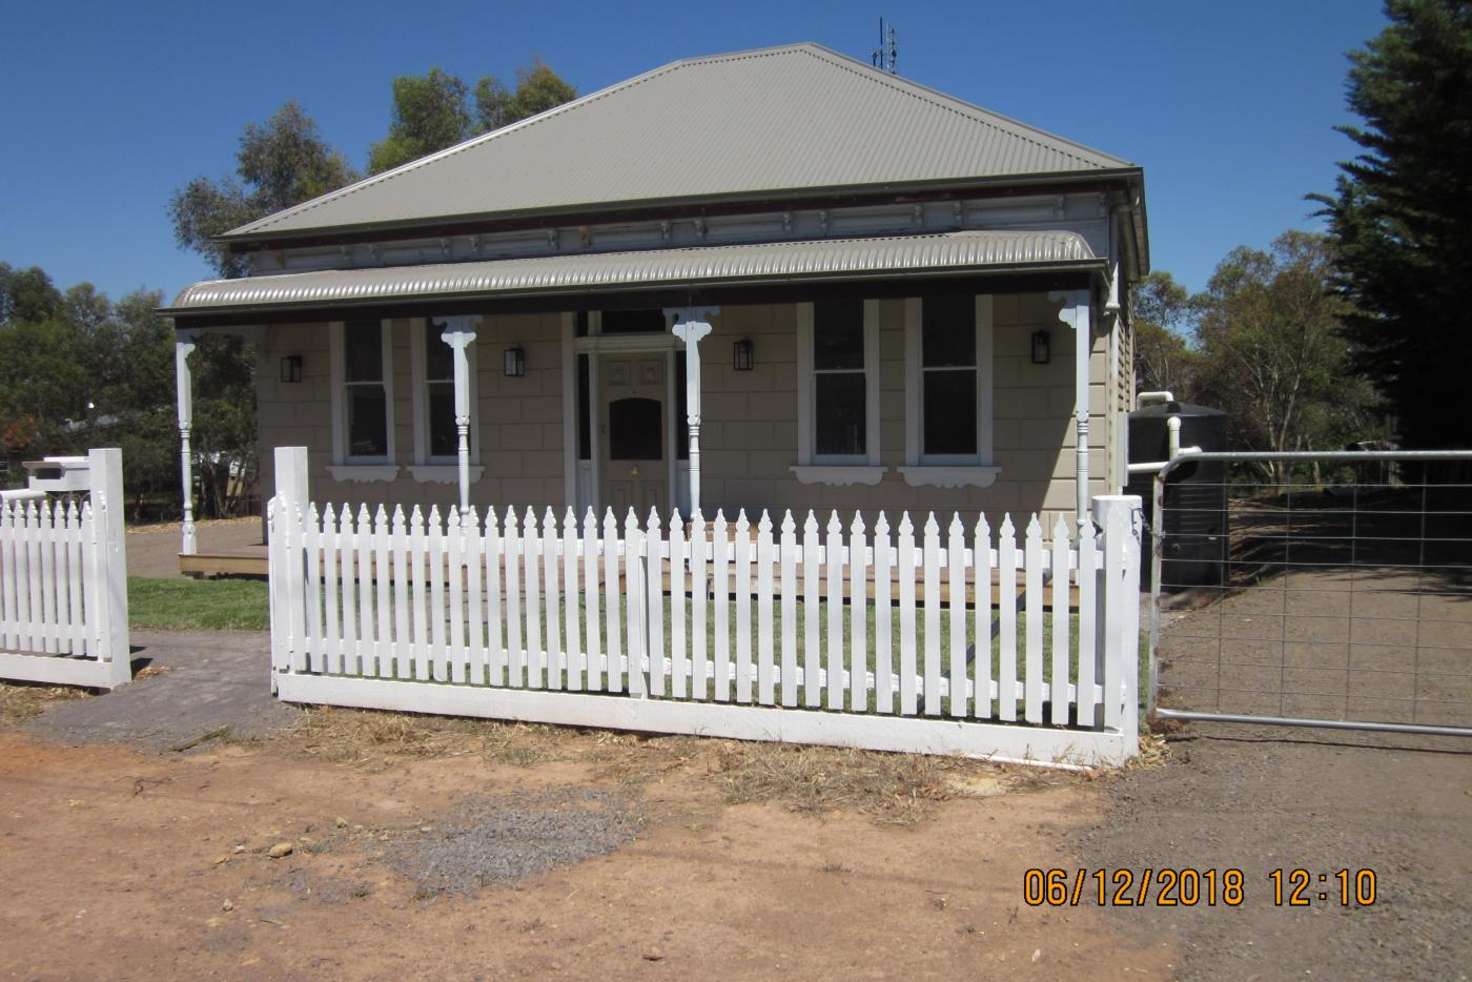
[608, 397, 662, 460]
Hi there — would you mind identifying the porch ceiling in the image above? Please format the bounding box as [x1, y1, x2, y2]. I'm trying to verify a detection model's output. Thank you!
[162, 230, 1099, 319]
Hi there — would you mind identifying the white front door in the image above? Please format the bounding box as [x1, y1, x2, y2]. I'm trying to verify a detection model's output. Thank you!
[600, 355, 668, 517]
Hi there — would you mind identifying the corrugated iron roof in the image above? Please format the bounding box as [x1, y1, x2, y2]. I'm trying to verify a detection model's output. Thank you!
[167, 230, 1097, 313]
[224, 43, 1135, 241]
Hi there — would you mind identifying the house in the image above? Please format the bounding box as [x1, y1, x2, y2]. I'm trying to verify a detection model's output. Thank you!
[164, 42, 1148, 567]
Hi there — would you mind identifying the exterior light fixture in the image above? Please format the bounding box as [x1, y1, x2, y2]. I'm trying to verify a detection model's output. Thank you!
[1030, 330, 1051, 365]
[732, 338, 754, 372]
[280, 355, 303, 383]
[503, 345, 526, 378]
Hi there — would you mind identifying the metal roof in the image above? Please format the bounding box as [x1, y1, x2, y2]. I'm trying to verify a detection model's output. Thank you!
[167, 230, 1097, 314]
[223, 43, 1135, 242]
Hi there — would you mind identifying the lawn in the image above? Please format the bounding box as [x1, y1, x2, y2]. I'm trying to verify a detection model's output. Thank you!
[128, 576, 270, 631]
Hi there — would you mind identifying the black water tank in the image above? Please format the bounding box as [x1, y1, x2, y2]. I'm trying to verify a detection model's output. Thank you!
[1124, 402, 1229, 590]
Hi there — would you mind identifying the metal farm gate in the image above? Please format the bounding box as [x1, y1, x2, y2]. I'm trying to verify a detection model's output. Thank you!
[1148, 451, 1472, 736]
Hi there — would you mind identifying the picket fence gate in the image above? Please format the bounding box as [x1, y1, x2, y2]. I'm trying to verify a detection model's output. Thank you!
[268, 450, 1141, 766]
[0, 448, 130, 688]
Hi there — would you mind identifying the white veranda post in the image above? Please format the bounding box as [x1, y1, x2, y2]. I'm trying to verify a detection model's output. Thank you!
[667, 306, 718, 516]
[439, 318, 478, 513]
[1053, 291, 1093, 525]
[175, 330, 199, 554]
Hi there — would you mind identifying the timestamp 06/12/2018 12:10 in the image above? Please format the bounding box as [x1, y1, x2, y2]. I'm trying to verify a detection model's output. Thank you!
[1022, 867, 1379, 908]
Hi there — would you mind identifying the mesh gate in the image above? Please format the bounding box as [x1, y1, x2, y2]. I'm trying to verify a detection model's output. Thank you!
[1148, 451, 1472, 736]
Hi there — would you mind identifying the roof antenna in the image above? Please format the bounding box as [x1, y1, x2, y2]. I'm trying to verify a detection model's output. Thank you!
[871, 18, 898, 74]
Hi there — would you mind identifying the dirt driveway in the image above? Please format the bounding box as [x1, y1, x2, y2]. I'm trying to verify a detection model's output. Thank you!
[2, 628, 1470, 980]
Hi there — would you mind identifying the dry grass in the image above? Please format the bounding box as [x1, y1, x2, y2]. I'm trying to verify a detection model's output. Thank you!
[260, 704, 1090, 825]
[0, 681, 91, 726]
[268, 705, 572, 769]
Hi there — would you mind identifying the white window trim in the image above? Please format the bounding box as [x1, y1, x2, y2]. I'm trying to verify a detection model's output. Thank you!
[793, 299, 886, 485]
[410, 315, 481, 468]
[902, 294, 997, 487]
[328, 319, 398, 479]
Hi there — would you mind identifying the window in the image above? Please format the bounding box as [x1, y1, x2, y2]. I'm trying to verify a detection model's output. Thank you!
[600, 308, 668, 335]
[793, 300, 883, 483]
[675, 350, 689, 461]
[330, 319, 394, 466]
[902, 294, 996, 484]
[423, 319, 457, 460]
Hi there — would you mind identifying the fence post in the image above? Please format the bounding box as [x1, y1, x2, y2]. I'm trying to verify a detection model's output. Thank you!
[272, 447, 309, 692]
[87, 448, 131, 687]
[1092, 494, 1142, 758]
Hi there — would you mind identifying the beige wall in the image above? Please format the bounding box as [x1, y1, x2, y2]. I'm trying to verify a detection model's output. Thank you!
[253, 291, 1117, 531]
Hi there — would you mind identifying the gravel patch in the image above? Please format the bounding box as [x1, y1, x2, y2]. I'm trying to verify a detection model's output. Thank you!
[385, 789, 637, 896]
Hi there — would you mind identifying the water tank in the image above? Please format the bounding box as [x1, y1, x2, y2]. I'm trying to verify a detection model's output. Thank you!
[1125, 402, 1229, 591]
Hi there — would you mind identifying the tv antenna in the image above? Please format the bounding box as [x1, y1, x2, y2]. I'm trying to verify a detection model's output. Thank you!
[871, 18, 897, 74]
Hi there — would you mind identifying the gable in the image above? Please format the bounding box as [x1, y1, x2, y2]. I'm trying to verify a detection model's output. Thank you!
[225, 43, 1135, 241]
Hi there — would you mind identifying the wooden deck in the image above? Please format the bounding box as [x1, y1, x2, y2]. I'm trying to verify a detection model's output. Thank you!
[180, 547, 269, 578]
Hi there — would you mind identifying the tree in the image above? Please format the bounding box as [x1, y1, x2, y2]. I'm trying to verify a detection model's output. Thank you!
[1191, 232, 1379, 483]
[476, 60, 577, 132]
[170, 101, 358, 278]
[369, 61, 578, 174]
[1312, 0, 1472, 448]
[1129, 271, 1199, 398]
[368, 68, 472, 174]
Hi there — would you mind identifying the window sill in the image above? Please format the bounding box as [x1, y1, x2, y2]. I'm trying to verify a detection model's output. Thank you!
[328, 464, 400, 483]
[898, 465, 1002, 489]
[790, 465, 888, 487]
[408, 464, 485, 484]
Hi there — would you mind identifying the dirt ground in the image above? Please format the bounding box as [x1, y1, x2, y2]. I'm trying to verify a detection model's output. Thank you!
[2, 628, 1470, 980]
[0, 728, 1172, 981]
[126, 517, 262, 579]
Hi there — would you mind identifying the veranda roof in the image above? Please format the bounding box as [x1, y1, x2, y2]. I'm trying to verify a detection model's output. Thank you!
[164, 230, 1099, 317]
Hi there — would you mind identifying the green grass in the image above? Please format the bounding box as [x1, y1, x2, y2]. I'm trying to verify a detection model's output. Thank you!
[128, 576, 270, 631]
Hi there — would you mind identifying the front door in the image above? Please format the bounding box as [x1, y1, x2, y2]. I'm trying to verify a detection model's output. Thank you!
[600, 355, 667, 517]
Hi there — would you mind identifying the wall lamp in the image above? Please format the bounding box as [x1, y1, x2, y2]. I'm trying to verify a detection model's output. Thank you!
[732, 338, 754, 372]
[503, 345, 526, 378]
[1030, 330, 1051, 365]
[280, 355, 303, 383]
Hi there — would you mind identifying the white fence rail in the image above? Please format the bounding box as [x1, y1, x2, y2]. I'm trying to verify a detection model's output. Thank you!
[0, 448, 130, 688]
[268, 448, 1141, 766]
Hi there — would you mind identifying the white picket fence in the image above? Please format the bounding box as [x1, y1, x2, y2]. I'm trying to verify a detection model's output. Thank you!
[269, 452, 1141, 765]
[0, 449, 131, 688]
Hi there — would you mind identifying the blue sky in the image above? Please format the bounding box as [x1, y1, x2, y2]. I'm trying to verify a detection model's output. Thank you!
[0, 0, 1387, 303]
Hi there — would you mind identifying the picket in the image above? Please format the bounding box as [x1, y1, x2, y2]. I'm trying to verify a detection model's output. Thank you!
[733, 511, 752, 703]
[756, 512, 775, 707]
[1023, 516, 1044, 724]
[262, 491, 1145, 768]
[997, 516, 1017, 722]
[849, 513, 867, 713]
[560, 509, 580, 692]
[972, 515, 992, 719]
[873, 513, 893, 714]
[778, 512, 797, 708]
[669, 511, 686, 699]
[825, 511, 844, 710]
[1050, 515, 1071, 724]
[801, 511, 820, 708]
[712, 511, 730, 702]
